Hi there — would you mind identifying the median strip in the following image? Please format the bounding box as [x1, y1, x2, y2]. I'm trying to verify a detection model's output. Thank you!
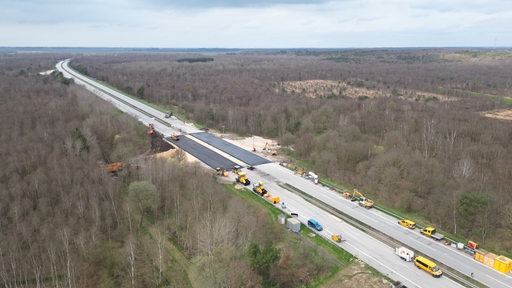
[60, 61, 172, 128]
[278, 182, 481, 288]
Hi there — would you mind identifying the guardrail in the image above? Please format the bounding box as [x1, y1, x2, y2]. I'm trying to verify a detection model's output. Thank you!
[314, 174, 476, 254]
[279, 181, 481, 288]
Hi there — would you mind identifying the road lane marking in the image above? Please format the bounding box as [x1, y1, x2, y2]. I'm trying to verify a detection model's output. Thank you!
[330, 215, 343, 222]
[345, 242, 425, 288]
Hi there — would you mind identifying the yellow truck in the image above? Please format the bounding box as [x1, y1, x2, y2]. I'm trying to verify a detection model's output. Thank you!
[398, 219, 416, 229]
[331, 234, 342, 243]
[420, 227, 445, 241]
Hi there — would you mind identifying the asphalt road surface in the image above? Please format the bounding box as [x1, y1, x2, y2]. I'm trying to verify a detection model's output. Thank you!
[165, 135, 237, 169]
[190, 132, 270, 166]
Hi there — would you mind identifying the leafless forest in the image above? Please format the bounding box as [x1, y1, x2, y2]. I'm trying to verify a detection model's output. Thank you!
[73, 49, 512, 253]
[0, 54, 336, 287]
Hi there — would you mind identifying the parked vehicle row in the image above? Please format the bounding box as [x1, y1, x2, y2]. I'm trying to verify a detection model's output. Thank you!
[396, 218, 512, 275]
[395, 246, 443, 278]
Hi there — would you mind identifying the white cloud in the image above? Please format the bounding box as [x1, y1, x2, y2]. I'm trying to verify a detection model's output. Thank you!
[0, 0, 511, 47]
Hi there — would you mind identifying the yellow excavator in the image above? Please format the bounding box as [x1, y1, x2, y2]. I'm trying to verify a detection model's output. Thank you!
[263, 142, 278, 155]
[352, 189, 374, 209]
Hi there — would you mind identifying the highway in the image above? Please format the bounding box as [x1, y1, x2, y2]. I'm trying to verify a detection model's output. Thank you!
[255, 163, 512, 288]
[244, 166, 464, 288]
[56, 59, 200, 137]
[56, 59, 511, 288]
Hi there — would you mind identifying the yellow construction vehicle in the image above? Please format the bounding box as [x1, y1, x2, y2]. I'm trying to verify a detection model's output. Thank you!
[420, 227, 445, 241]
[235, 171, 251, 186]
[398, 219, 416, 229]
[266, 194, 280, 204]
[171, 133, 180, 141]
[295, 167, 307, 176]
[253, 181, 268, 196]
[353, 189, 374, 208]
[232, 165, 242, 174]
[331, 234, 342, 243]
[216, 168, 228, 177]
[263, 142, 278, 155]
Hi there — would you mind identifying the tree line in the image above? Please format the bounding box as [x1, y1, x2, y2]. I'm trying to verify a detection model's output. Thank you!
[0, 53, 337, 287]
[72, 49, 512, 253]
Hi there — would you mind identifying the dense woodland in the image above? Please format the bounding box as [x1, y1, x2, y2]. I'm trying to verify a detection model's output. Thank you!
[73, 49, 512, 253]
[0, 54, 337, 287]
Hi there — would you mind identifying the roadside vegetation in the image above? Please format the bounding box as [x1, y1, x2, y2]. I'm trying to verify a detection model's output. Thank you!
[72, 49, 512, 255]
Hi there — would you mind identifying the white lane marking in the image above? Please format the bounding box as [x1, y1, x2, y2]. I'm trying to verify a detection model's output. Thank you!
[330, 214, 343, 222]
[345, 241, 427, 288]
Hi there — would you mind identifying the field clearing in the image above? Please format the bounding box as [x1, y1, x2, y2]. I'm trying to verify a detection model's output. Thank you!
[482, 109, 512, 121]
[281, 79, 454, 101]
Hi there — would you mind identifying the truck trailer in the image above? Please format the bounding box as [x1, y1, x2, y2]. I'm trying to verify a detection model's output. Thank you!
[395, 247, 414, 262]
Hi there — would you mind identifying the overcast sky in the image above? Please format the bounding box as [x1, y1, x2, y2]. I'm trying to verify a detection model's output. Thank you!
[1, 0, 511, 48]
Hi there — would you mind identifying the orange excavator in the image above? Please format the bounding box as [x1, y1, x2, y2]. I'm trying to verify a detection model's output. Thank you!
[148, 123, 155, 135]
[104, 162, 122, 173]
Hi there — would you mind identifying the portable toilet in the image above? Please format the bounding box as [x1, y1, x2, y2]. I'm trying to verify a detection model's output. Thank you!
[278, 214, 286, 225]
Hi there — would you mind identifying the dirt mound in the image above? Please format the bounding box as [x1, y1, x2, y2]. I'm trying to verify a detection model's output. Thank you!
[482, 109, 512, 121]
[322, 260, 390, 288]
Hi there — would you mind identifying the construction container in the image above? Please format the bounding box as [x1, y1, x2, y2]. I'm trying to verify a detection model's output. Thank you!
[483, 252, 498, 268]
[493, 256, 512, 274]
[467, 240, 478, 250]
[286, 218, 301, 233]
[474, 249, 488, 263]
